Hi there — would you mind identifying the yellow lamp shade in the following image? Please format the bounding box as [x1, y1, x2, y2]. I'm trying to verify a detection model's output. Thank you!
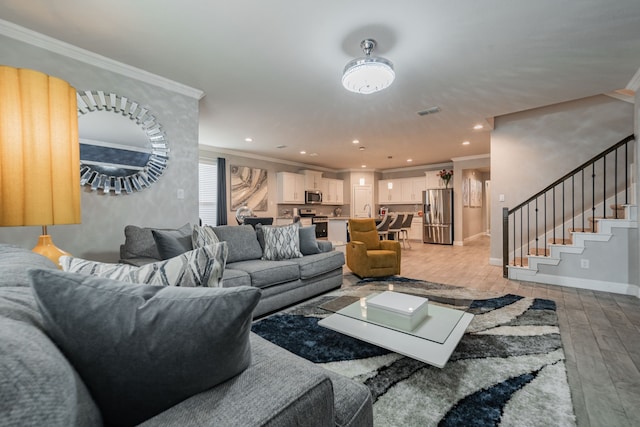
[0, 66, 81, 227]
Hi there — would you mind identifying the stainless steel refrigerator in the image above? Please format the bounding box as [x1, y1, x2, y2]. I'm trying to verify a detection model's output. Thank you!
[423, 189, 453, 245]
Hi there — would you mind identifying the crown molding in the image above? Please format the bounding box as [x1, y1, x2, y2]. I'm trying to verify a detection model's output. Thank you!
[199, 145, 339, 173]
[450, 153, 491, 162]
[0, 19, 204, 100]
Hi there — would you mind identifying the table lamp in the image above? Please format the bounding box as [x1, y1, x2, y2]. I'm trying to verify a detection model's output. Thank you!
[0, 66, 81, 267]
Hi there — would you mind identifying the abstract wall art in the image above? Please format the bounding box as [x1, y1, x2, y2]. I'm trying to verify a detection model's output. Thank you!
[230, 165, 268, 211]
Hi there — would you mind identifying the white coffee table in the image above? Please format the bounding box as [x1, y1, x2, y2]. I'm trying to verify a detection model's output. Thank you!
[318, 292, 473, 368]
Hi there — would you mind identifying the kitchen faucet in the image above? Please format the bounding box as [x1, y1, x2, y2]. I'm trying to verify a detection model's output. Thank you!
[363, 203, 372, 218]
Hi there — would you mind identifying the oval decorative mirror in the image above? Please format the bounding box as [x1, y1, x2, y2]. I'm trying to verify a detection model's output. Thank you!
[77, 91, 169, 194]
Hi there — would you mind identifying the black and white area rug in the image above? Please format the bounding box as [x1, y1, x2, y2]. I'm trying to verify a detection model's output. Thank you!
[252, 277, 576, 426]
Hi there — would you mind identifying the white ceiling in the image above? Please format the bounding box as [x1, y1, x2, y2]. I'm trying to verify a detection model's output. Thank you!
[1, 0, 640, 171]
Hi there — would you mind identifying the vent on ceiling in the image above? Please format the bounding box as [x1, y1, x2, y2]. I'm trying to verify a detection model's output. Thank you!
[417, 106, 441, 116]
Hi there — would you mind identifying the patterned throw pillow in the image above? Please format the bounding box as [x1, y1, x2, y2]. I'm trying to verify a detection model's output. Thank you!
[60, 243, 228, 287]
[192, 224, 220, 248]
[261, 224, 303, 261]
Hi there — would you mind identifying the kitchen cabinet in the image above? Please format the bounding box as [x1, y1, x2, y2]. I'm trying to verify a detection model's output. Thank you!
[327, 218, 348, 243]
[321, 178, 344, 205]
[401, 177, 426, 202]
[409, 217, 423, 240]
[277, 172, 305, 203]
[302, 170, 323, 190]
[378, 180, 403, 204]
[379, 178, 425, 204]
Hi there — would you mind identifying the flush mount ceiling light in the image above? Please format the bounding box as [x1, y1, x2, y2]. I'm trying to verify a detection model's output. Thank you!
[342, 39, 395, 94]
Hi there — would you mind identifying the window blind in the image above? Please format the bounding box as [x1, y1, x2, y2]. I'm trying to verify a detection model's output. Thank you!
[199, 161, 217, 226]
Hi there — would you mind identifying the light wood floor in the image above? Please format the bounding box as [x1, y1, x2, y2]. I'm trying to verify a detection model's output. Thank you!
[342, 236, 640, 427]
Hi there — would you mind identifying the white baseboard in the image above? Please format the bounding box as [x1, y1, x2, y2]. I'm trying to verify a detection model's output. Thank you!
[489, 257, 503, 266]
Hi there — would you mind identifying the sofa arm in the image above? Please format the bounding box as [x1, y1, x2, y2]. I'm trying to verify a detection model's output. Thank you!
[317, 240, 333, 253]
[139, 335, 335, 427]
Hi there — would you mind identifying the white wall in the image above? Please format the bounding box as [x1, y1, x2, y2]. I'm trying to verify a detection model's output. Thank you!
[490, 95, 634, 265]
[0, 35, 200, 262]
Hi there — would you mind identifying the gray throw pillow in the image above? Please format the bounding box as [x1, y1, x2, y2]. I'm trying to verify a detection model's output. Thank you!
[152, 228, 193, 259]
[211, 225, 263, 263]
[61, 243, 228, 287]
[29, 269, 261, 427]
[123, 223, 191, 260]
[261, 224, 304, 261]
[298, 225, 321, 255]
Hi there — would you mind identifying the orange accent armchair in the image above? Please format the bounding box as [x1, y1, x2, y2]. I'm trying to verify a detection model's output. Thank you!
[347, 219, 401, 278]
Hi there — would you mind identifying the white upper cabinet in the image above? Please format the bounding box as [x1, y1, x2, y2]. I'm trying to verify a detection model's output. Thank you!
[379, 177, 426, 204]
[321, 178, 344, 205]
[302, 170, 323, 190]
[277, 172, 305, 203]
[378, 180, 403, 204]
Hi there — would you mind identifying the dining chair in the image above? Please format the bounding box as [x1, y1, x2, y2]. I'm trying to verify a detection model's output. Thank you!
[387, 213, 405, 245]
[376, 214, 393, 240]
[399, 213, 414, 248]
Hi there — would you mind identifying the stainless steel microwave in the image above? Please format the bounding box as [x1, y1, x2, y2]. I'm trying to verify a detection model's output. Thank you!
[305, 190, 322, 204]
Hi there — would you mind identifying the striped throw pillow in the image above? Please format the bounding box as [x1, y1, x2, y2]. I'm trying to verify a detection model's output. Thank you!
[60, 242, 228, 287]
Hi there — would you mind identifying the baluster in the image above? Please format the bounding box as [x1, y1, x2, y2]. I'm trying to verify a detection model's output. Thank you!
[615, 148, 618, 218]
[592, 163, 596, 232]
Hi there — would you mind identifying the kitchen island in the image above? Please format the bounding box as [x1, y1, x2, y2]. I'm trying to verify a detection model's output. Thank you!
[327, 217, 350, 242]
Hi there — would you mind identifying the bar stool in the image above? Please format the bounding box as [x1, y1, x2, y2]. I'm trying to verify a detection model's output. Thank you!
[399, 213, 414, 248]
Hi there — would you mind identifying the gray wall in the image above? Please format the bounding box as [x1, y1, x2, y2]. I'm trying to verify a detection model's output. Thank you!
[0, 35, 200, 262]
[490, 95, 634, 264]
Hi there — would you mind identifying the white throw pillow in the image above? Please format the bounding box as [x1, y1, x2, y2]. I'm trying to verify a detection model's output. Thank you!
[60, 242, 228, 287]
[261, 224, 303, 261]
[192, 224, 220, 248]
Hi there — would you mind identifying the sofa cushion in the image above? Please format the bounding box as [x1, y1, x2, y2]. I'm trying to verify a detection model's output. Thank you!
[152, 228, 193, 259]
[0, 285, 103, 427]
[261, 223, 303, 261]
[192, 223, 220, 248]
[122, 223, 191, 260]
[61, 242, 228, 287]
[228, 259, 300, 289]
[292, 251, 345, 279]
[211, 225, 263, 263]
[298, 225, 321, 255]
[29, 269, 261, 427]
[221, 268, 252, 288]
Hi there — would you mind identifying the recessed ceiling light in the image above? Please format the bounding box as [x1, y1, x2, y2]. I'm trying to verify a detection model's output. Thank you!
[245, 137, 253, 142]
[359, 146, 365, 151]
[361, 164, 366, 168]
[473, 124, 483, 130]
[300, 150, 306, 154]
[407, 158, 413, 162]
[462, 141, 470, 145]
[352, 139, 360, 144]
[309, 153, 318, 157]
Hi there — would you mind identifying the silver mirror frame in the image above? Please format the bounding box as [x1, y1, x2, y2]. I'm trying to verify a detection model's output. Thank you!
[77, 90, 169, 194]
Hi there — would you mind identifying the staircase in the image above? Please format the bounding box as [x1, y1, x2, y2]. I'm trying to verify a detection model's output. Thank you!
[503, 135, 639, 297]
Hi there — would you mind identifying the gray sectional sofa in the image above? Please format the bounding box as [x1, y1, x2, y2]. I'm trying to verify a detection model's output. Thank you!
[120, 224, 346, 317]
[0, 244, 373, 426]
